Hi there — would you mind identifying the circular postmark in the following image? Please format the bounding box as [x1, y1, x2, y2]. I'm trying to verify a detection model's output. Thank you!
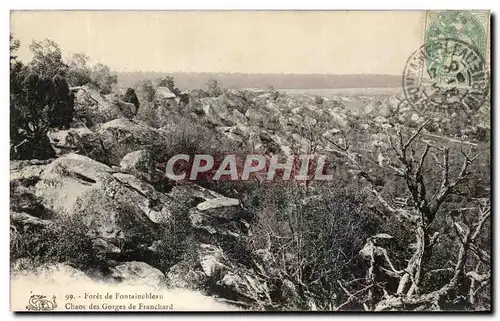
[403, 38, 489, 112]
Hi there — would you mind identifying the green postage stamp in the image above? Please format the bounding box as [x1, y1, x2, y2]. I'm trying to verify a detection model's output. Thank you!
[403, 10, 490, 112]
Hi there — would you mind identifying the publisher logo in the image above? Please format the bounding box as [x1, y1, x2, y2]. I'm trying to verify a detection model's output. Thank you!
[26, 293, 57, 311]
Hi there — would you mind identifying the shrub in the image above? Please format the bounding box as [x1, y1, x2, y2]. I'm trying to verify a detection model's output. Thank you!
[150, 116, 242, 165]
[28, 39, 69, 78]
[245, 182, 381, 309]
[150, 202, 196, 271]
[115, 201, 195, 272]
[11, 214, 111, 273]
[135, 101, 160, 128]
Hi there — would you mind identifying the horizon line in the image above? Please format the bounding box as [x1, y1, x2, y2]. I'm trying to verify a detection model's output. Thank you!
[114, 70, 402, 76]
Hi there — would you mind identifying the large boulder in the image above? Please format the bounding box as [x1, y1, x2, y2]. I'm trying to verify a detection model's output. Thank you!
[98, 118, 162, 165]
[166, 243, 272, 308]
[165, 260, 208, 290]
[73, 85, 131, 124]
[110, 261, 166, 287]
[168, 184, 225, 205]
[162, 184, 271, 308]
[47, 126, 96, 156]
[245, 109, 267, 125]
[11, 152, 274, 309]
[196, 197, 241, 219]
[201, 101, 226, 126]
[189, 208, 247, 241]
[231, 110, 248, 124]
[120, 150, 155, 182]
[111, 98, 137, 118]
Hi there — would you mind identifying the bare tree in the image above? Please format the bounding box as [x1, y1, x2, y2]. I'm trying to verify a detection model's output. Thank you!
[325, 120, 490, 311]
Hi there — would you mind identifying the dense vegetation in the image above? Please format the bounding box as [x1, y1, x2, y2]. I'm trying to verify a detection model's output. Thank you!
[9, 34, 117, 159]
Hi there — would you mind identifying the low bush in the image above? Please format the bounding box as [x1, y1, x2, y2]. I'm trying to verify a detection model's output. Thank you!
[11, 214, 111, 274]
[245, 182, 382, 309]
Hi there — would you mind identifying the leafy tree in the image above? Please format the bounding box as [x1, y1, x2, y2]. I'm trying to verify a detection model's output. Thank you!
[28, 39, 69, 78]
[122, 88, 140, 109]
[10, 36, 74, 159]
[10, 33, 20, 63]
[67, 53, 91, 86]
[89, 63, 117, 94]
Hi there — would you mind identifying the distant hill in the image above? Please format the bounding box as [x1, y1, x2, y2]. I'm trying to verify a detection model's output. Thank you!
[117, 72, 401, 90]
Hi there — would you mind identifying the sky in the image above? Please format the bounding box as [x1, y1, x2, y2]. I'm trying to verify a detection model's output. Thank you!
[11, 11, 427, 75]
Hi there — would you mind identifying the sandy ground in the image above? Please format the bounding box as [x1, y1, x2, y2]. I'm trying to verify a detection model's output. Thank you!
[11, 265, 240, 312]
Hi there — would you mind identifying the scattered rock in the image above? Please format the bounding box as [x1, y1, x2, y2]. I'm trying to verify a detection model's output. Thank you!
[197, 197, 242, 220]
[374, 115, 388, 124]
[99, 118, 161, 165]
[11, 153, 174, 255]
[47, 126, 94, 156]
[74, 85, 132, 123]
[120, 150, 155, 182]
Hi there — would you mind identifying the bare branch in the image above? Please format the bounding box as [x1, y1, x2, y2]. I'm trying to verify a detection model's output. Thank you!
[403, 119, 431, 156]
[432, 147, 478, 215]
[471, 206, 490, 243]
[334, 281, 374, 311]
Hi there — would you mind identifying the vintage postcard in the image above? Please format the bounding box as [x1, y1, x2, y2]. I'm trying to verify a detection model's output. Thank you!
[10, 10, 491, 312]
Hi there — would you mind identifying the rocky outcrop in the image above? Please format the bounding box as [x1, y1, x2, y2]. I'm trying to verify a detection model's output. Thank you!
[47, 126, 95, 156]
[73, 86, 127, 124]
[120, 150, 156, 182]
[10, 153, 175, 256]
[98, 118, 162, 165]
[110, 261, 166, 287]
[166, 243, 272, 309]
[164, 185, 272, 309]
[10, 152, 273, 308]
[112, 98, 137, 119]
